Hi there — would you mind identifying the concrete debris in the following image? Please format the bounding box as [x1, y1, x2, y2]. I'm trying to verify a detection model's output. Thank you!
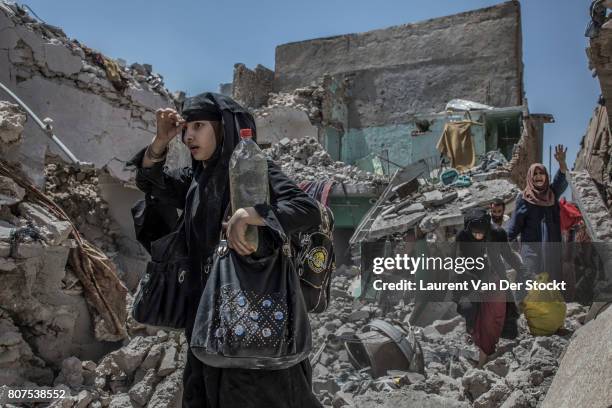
[303, 276, 586, 407]
[264, 136, 389, 186]
[1, 3, 186, 185]
[53, 356, 84, 389]
[254, 79, 326, 125]
[368, 173, 519, 239]
[569, 170, 612, 241]
[0, 101, 25, 148]
[42, 160, 136, 285]
[462, 369, 499, 400]
[0, 174, 25, 205]
[36, 331, 187, 407]
[18, 201, 72, 245]
[0, 180, 112, 376]
[0, 259, 596, 407]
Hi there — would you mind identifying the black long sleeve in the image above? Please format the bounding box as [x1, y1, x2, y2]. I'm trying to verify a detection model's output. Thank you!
[128, 147, 193, 209]
[254, 159, 322, 239]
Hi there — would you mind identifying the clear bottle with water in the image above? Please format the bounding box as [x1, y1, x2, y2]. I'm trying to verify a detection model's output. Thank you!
[229, 128, 269, 251]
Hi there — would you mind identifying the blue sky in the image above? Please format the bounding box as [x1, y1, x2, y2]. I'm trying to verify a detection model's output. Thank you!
[20, 0, 600, 172]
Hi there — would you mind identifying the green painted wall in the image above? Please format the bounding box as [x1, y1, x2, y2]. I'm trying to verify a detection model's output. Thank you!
[327, 112, 488, 174]
[340, 114, 486, 172]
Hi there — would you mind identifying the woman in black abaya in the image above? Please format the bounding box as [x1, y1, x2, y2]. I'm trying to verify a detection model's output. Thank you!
[130, 92, 322, 408]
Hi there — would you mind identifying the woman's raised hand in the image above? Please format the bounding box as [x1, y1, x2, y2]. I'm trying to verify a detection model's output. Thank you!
[554, 144, 568, 173]
[155, 108, 185, 146]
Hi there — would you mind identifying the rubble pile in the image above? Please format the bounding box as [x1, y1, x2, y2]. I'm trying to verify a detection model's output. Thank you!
[1, 1, 186, 186]
[307, 274, 589, 408]
[264, 137, 389, 186]
[30, 330, 187, 408]
[0, 2, 175, 103]
[0, 165, 113, 386]
[0, 100, 25, 151]
[0, 101, 128, 395]
[254, 80, 326, 125]
[368, 171, 519, 240]
[44, 160, 121, 254]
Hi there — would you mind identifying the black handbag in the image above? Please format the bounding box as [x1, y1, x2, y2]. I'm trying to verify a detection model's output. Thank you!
[131, 195, 192, 330]
[189, 212, 312, 370]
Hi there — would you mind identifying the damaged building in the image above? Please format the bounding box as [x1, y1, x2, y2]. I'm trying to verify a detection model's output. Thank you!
[0, 0, 611, 408]
[229, 0, 553, 269]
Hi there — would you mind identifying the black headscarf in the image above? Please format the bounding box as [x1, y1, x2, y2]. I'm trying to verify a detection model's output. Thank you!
[462, 207, 491, 241]
[181, 92, 256, 265]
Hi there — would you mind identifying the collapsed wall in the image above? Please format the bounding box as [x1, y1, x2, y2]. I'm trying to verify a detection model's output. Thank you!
[0, 102, 124, 388]
[0, 2, 191, 291]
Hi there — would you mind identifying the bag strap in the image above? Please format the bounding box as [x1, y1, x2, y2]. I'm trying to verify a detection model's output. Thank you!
[318, 202, 331, 234]
[365, 319, 415, 363]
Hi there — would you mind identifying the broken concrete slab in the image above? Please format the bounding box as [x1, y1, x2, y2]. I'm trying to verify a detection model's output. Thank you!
[128, 368, 158, 406]
[352, 389, 470, 408]
[368, 211, 426, 240]
[157, 346, 177, 377]
[147, 369, 183, 408]
[461, 369, 500, 400]
[0, 101, 26, 148]
[541, 306, 612, 408]
[43, 43, 82, 76]
[111, 336, 154, 376]
[569, 170, 612, 241]
[0, 174, 25, 205]
[398, 202, 425, 216]
[18, 202, 72, 245]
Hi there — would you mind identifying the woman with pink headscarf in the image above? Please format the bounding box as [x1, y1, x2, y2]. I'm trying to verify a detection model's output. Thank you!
[507, 145, 568, 301]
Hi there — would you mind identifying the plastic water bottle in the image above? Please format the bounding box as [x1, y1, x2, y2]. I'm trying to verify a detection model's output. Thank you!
[229, 128, 269, 251]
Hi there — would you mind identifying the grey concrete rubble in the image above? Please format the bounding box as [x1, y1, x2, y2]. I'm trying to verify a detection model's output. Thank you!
[0, 100, 25, 150]
[264, 136, 389, 187]
[306, 276, 587, 407]
[368, 171, 519, 240]
[0, 1, 610, 407]
[35, 331, 186, 408]
[569, 170, 612, 241]
[0, 0, 191, 303]
[0, 1, 186, 185]
[254, 80, 326, 126]
[0, 162, 120, 385]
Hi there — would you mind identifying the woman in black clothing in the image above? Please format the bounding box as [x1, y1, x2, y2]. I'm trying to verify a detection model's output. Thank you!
[454, 208, 525, 367]
[130, 93, 322, 408]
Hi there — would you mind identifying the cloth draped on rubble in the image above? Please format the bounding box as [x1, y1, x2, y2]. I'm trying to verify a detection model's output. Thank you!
[298, 180, 336, 206]
[436, 121, 476, 172]
[0, 160, 128, 340]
